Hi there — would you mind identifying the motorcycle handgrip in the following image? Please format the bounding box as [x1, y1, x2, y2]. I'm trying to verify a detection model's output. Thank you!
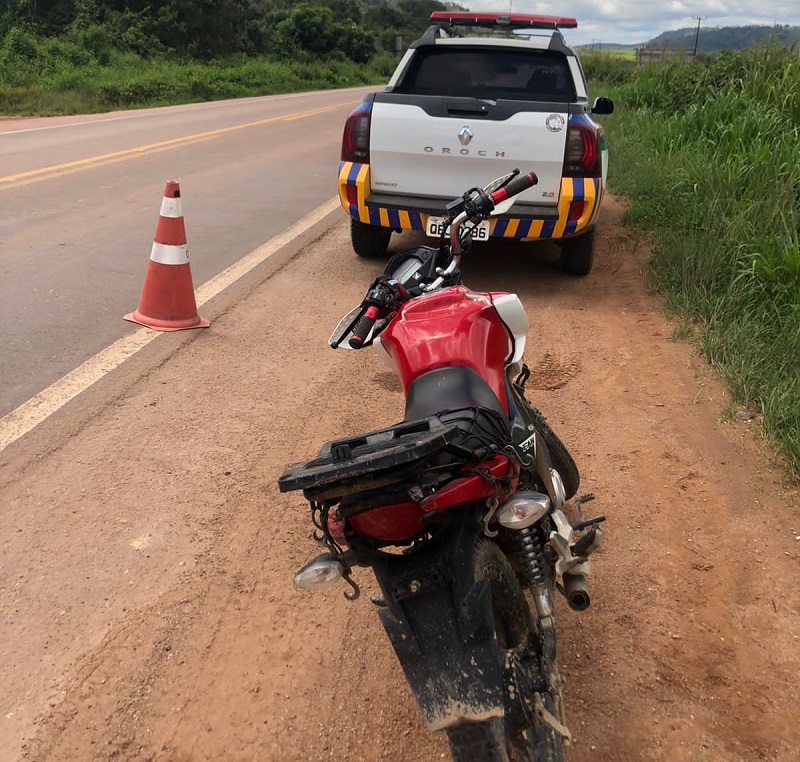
[348, 306, 380, 348]
[490, 171, 538, 204]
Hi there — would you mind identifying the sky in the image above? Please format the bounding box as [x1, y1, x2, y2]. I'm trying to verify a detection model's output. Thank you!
[464, 1, 800, 46]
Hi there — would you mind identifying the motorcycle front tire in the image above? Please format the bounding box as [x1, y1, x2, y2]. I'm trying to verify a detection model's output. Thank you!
[445, 539, 565, 762]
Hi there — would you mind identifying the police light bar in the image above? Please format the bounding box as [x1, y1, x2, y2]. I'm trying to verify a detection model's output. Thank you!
[429, 12, 578, 30]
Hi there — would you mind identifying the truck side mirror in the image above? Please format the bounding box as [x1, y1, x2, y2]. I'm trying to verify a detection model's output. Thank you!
[591, 97, 614, 115]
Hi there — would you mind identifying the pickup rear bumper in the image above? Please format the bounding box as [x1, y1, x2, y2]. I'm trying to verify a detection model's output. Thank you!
[338, 161, 603, 241]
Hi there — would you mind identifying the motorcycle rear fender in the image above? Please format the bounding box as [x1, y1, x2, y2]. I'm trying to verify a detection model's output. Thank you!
[504, 374, 559, 502]
[370, 512, 505, 731]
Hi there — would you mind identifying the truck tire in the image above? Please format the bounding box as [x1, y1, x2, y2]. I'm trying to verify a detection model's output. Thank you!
[350, 218, 391, 259]
[558, 229, 595, 276]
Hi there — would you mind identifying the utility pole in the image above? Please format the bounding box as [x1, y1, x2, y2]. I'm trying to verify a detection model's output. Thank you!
[692, 16, 707, 55]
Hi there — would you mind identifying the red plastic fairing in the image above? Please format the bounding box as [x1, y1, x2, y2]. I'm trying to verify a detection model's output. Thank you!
[420, 455, 518, 514]
[430, 12, 578, 30]
[346, 455, 517, 541]
[349, 501, 427, 542]
[379, 286, 513, 412]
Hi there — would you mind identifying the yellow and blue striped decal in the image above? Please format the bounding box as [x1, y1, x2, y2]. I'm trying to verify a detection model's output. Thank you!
[336, 162, 602, 239]
[338, 161, 425, 231]
[489, 176, 601, 240]
[337, 160, 370, 221]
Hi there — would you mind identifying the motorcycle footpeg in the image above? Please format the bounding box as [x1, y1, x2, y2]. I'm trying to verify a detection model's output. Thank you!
[572, 513, 606, 532]
[571, 526, 604, 557]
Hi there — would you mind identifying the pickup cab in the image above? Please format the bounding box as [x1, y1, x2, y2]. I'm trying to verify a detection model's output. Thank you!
[338, 12, 614, 275]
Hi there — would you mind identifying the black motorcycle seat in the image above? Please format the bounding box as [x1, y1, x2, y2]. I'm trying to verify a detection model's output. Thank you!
[404, 366, 507, 422]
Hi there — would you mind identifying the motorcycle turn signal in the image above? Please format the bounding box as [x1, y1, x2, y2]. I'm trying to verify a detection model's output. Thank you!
[293, 553, 344, 590]
[496, 491, 550, 529]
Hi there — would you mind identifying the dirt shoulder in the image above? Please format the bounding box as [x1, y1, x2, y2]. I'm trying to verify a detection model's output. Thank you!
[2, 197, 799, 761]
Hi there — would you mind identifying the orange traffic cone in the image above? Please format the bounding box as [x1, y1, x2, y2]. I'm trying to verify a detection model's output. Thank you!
[124, 181, 209, 331]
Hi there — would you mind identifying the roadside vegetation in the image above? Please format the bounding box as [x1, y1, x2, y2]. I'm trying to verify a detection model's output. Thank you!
[583, 46, 800, 476]
[0, 0, 450, 114]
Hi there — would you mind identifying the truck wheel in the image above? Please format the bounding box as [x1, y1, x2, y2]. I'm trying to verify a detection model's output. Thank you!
[558, 229, 595, 276]
[350, 218, 391, 259]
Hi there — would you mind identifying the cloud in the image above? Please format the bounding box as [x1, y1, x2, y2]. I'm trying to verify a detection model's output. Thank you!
[465, 1, 800, 44]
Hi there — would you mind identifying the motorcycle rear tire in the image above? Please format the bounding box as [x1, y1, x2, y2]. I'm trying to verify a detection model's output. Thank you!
[445, 539, 565, 762]
[523, 403, 580, 500]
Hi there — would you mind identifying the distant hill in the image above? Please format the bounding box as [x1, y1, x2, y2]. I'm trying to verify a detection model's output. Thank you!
[641, 24, 800, 52]
[579, 42, 634, 51]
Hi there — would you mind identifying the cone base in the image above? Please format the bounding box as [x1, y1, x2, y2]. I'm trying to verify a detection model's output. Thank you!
[124, 310, 210, 332]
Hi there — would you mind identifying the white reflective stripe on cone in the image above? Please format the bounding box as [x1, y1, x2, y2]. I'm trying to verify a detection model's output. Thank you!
[150, 242, 189, 265]
[159, 197, 184, 219]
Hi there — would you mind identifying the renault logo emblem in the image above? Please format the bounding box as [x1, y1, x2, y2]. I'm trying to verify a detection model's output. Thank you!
[458, 126, 473, 145]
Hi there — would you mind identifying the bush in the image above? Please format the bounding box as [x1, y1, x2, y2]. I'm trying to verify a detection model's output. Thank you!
[594, 45, 800, 474]
[2, 27, 38, 63]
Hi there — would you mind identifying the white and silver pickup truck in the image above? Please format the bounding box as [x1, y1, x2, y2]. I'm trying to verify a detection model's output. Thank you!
[337, 12, 614, 275]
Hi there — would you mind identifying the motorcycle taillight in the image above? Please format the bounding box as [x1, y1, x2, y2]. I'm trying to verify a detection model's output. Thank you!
[341, 103, 372, 163]
[327, 511, 347, 545]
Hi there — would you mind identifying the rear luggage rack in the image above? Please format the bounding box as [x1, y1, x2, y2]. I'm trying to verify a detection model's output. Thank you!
[278, 417, 468, 500]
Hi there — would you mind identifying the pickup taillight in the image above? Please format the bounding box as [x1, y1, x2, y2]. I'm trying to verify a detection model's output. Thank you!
[341, 103, 372, 163]
[563, 123, 600, 178]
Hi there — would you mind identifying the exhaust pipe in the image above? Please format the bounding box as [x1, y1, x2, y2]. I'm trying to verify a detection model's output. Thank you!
[563, 572, 590, 611]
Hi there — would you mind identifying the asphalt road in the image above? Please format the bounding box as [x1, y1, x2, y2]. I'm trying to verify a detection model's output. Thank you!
[0, 87, 373, 417]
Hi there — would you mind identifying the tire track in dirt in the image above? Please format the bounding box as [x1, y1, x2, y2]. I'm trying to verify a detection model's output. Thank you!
[5, 198, 800, 761]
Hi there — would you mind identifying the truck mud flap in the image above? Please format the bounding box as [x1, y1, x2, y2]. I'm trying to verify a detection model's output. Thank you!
[371, 520, 505, 731]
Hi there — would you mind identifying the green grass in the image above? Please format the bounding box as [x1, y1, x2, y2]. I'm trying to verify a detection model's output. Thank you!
[592, 45, 800, 476]
[0, 35, 393, 115]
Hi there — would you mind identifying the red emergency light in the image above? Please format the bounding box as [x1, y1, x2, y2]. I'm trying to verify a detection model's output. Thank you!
[429, 12, 578, 30]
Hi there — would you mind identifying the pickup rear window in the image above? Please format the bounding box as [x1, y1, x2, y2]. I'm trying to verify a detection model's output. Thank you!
[394, 47, 575, 102]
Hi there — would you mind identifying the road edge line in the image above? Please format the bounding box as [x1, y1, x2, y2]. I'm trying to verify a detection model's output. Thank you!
[0, 196, 342, 453]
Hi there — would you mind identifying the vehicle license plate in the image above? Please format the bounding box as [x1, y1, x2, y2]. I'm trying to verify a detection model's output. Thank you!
[426, 216, 490, 241]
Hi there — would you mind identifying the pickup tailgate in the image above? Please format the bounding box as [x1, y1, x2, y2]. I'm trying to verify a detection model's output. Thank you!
[369, 97, 567, 207]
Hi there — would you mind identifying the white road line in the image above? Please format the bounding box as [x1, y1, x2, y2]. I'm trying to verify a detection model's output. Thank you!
[0, 196, 341, 453]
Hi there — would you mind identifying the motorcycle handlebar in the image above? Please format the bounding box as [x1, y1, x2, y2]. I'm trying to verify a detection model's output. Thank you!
[490, 171, 538, 205]
[348, 305, 380, 348]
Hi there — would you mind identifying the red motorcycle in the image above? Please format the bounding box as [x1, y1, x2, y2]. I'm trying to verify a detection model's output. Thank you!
[279, 170, 605, 762]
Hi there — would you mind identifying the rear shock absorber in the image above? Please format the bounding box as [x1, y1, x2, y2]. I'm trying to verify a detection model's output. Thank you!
[513, 526, 546, 585]
[514, 525, 558, 666]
